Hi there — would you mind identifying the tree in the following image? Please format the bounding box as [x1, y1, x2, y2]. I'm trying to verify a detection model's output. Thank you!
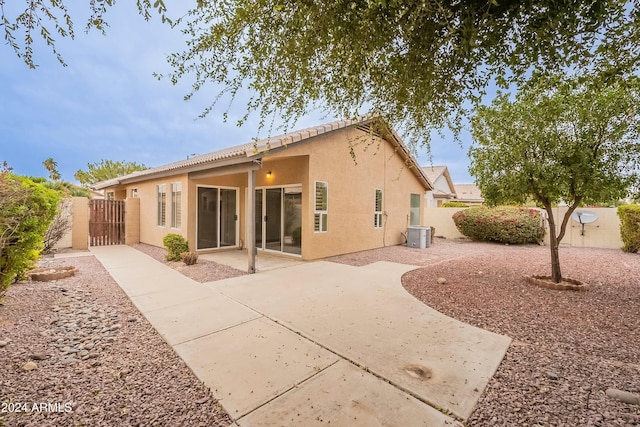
[42, 157, 61, 181]
[3, 1, 640, 147]
[469, 73, 640, 283]
[74, 160, 148, 186]
[1, 0, 170, 68]
[0, 169, 59, 291]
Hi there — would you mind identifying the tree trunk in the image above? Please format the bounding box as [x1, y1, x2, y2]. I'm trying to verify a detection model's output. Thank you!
[543, 204, 562, 283]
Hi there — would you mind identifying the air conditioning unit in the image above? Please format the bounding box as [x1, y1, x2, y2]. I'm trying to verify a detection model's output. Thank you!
[406, 226, 431, 249]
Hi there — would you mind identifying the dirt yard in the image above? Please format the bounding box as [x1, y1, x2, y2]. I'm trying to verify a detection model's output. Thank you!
[1, 239, 638, 426]
[0, 255, 233, 427]
[330, 238, 640, 426]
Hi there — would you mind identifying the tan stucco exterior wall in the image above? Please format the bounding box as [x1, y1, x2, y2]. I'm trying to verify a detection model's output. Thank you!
[545, 207, 623, 249]
[124, 197, 140, 245]
[122, 174, 189, 249]
[424, 207, 466, 239]
[105, 127, 427, 260]
[268, 128, 427, 260]
[425, 206, 624, 249]
[71, 197, 89, 250]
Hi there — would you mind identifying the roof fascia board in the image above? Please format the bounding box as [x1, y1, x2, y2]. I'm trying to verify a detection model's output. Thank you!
[189, 160, 263, 180]
[118, 155, 261, 186]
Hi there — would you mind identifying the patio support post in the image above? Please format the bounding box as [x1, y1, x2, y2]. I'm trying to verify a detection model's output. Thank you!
[247, 169, 256, 273]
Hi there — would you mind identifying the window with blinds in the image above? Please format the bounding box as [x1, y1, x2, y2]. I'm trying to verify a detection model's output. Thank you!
[374, 188, 383, 228]
[171, 182, 182, 229]
[314, 181, 328, 232]
[157, 184, 166, 227]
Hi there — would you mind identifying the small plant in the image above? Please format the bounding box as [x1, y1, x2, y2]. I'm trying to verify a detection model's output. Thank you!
[617, 205, 640, 253]
[452, 206, 545, 244]
[181, 252, 198, 265]
[442, 201, 469, 208]
[162, 233, 189, 261]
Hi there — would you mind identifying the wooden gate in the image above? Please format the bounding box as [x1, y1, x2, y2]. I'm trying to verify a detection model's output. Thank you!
[89, 200, 125, 246]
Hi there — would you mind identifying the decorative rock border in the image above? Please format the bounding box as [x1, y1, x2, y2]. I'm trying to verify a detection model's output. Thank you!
[527, 275, 588, 291]
[27, 266, 78, 281]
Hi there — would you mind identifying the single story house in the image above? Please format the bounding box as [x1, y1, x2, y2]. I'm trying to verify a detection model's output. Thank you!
[453, 184, 484, 205]
[93, 117, 432, 270]
[423, 166, 456, 207]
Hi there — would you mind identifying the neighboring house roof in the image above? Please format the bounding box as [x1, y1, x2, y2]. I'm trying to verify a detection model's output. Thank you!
[454, 184, 484, 203]
[421, 165, 456, 199]
[92, 116, 433, 191]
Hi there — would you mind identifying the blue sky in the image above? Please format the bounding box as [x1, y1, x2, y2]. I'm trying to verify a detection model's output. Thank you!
[1, 2, 474, 184]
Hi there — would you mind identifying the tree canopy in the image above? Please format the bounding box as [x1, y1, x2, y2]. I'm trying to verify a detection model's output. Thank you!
[74, 160, 148, 186]
[164, 0, 640, 144]
[469, 73, 640, 282]
[1, 0, 170, 68]
[3, 1, 640, 146]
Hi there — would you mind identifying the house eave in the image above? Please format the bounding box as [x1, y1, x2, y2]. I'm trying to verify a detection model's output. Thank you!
[93, 154, 262, 190]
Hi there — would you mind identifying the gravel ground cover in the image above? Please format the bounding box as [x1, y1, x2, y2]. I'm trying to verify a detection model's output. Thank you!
[133, 243, 247, 283]
[0, 255, 233, 427]
[331, 239, 640, 426]
[2, 240, 637, 426]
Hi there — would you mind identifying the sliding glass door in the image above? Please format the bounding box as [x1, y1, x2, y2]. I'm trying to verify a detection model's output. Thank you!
[255, 186, 302, 255]
[283, 187, 302, 255]
[265, 188, 282, 251]
[197, 186, 238, 250]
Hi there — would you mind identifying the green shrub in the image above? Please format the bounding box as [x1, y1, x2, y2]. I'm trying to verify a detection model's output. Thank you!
[442, 201, 469, 208]
[0, 173, 60, 291]
[162, 233, 189, 261]
[618, 205, 640, 253]
[181, 252, 199, 265]
[452, 206, 545, 244]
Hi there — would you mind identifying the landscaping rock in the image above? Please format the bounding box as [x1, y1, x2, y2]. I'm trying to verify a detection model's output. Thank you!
[22, 361, 38, 371]
[606, 388, 640, 405]
[29, 353, 47, 360]
[48, 289, 123, 367]
[0, 340, 8, 348]
[437, 277, 447, 284]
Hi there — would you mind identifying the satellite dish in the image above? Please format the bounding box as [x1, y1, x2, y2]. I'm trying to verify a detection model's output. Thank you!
[571, 210, 599, 235]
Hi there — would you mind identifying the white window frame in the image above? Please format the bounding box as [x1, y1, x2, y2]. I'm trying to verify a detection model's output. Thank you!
[170, 182, 182, 229]
[130, 188, 138, 198]
[374, 188, 383, 228]
[410, 193, 421, 226]
[314, 180, 328, 233]
[157, 184, 166, 227]
[106, 191, 115, 201]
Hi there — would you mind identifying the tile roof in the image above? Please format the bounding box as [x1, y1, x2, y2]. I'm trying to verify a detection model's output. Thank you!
[454, 184, 484, 202]
[93, 116, 432, 190]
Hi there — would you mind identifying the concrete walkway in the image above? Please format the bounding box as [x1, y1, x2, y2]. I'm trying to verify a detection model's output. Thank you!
[90, 246, 510, 426]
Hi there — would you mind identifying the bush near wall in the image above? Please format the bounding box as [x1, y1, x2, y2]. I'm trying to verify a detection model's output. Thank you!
[0, 174, 60, 291]
[442, 201, 469, 207]
[163, 233, 189, 261]
[452, 206, 545, 244]
[617, 205, 640, 253]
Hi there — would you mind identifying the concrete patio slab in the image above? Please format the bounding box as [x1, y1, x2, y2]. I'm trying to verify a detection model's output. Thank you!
[174, 317, 340, 418]
[214, 261, 511, 420]
[199, 249, 307, 272]
[143, 293, 262, 345]
[238, 360, 461, 427]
